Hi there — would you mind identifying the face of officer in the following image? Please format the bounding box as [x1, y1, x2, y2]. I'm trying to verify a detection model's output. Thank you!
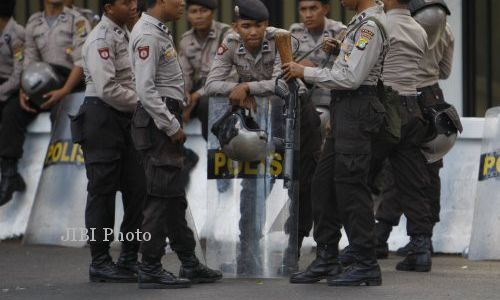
[299, 1, 328, 32]
[161, 0, 185, 21]
[187, 4, 213, 31]
[235, 19, 268, 53]
[105, 0, 134, 26]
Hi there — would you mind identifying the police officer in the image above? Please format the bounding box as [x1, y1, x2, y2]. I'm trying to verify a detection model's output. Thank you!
[374, 0, 454, 257]
[72, 0, 145, 283]
[290, 0, 346, 135]
[178, 0, 233, 192]
[0, 0, 90, 206]
[283, 0, 387, 286]
[129, 0, 222, 289]
[205, 0, 322, 275]
[64, 0, 101, 27]
[179, 0, 232, 140]
[343, 0, 433, 273]
[0, 0, 24, 132]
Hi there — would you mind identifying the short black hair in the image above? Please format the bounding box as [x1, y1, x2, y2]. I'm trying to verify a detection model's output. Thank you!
[100, 0, 118, 12]
[0, 0, 16, 18]
[144, 0, 157, 9]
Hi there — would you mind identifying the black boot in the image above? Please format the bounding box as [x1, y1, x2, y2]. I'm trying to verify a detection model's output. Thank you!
[178, 252, 222, 283]
[327, 254, 382, 287]
[396, 236, 432, 272]
[278, 235, 305, 276]
[375, 221, 392, 259]
[116, 246, 139, 274]
[397, 238, 434, 256]
[89, 253, 137, 283]
[138, 256, 191, 289]
[338, 245, 356, 268]
[0, 159, 26, 207]
[290, 244, 342, 284]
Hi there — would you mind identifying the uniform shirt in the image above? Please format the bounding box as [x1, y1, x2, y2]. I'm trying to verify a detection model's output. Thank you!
[83, 15, 137, 112]
[0, 18, 25, 101]
[382, 8, 428, 96]
[179, 20, 231, 97]
[130, 13, 184, 137]
[303, 2, 387, 90]
[205, 27, 283, 97]
[416, 23, 454, 88]
[24, 6, 90, 70]
[72, 5, 100, 28]
[290, 18, 346, 106]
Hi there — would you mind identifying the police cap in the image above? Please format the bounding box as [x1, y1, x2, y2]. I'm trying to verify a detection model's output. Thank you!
[234, 0, 269, 22]
[186, 0, 218, 10]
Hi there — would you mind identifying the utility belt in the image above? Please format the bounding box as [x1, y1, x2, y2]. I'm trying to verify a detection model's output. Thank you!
[84, 97, 133, 119]
[417, 83, 444, 108]
[332, 85, 378, 99]
[137, 97, 182, 115]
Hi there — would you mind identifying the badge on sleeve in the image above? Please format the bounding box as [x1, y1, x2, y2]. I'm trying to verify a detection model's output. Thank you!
[13, 44, 24, 62]
[138, 46, 149, 60]
[98, 48, 110, 60]
[217, 44, 228, 56]
[355, 37, 369, 50]
[76, 20, 88, 38]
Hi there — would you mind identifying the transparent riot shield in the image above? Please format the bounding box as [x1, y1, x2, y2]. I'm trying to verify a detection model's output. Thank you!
[23, 93, 87, 246]
[468, 107, 500, 260]
[205, 96, 298, 278]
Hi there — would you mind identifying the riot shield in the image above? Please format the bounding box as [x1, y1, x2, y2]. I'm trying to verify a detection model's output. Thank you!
[468, 107, 500, 260]
[205, 96, 297, 278]
[23, 93, 88, 246]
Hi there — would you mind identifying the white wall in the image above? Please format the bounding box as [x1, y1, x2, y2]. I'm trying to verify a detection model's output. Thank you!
[440, 0, 464, 115]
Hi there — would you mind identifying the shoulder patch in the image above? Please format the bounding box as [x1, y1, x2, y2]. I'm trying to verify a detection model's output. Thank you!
[355, 36, 369, 50]
[13, 43, 24, 62]
[217, 44, 228, 56]
[138, 46, 149, 60]
[98, 47, 110, 60]
[76, 19, 88, 38]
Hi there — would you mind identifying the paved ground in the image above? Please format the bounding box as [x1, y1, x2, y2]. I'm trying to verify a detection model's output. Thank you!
[1, 239, 499, 300]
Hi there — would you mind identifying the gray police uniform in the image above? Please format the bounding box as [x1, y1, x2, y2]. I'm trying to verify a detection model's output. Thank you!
[179, 20, 232, 140]
[369, 9, 433, 239]
[290, 18, 346, 107]
[304, 3, 387, 259]
[205, 27, 322, 273]
[0, 7, 90, 161]
[0, 18, 24, 103]
[71, 15, 145, 265]
[376, 23, 455, 231]
[129, 13, 196, 262]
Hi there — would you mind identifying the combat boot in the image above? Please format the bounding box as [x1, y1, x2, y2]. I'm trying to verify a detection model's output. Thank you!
[375, 221, 393, 259]
[89, 253, 137, 283]
[327, 254, 382, 286]
[290, 244, 342, 284]
[178, 252, 222, 283]
[116, 246, 139, 274]
[397, 238, 434, 256]
[396, 235, 432, 272]
[138, 256, 191, 289]
[0, 159, 26, 207]
[338, 245, 356, 267]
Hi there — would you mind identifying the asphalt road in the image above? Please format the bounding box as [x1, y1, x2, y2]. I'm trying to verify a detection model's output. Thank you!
[1, 240, 499, 300]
